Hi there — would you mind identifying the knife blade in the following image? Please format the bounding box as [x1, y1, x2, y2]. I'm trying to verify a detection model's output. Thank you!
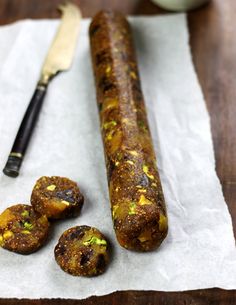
[3, 2, 81, 178]
[40, 3, 81, 85]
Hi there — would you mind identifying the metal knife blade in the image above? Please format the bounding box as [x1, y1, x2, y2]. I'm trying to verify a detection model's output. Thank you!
[40, 2, 81, 85]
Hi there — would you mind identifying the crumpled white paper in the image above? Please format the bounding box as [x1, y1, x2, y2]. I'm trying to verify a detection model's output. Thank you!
[0, 14, 235, 299]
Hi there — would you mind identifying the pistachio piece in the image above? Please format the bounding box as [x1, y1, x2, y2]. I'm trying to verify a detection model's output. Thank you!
[83, 236, 107, 246]
[21, 210, 29, 217]
[128, 202, 136, 215]
[23, 222, 33, 230]
[47, 184, 56, 191]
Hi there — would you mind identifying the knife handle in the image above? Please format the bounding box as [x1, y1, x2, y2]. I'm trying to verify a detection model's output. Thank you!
[3, 83, 48, 178]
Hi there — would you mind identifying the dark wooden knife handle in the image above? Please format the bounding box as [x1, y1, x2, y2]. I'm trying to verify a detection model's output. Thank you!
[3, 83, 48, 177]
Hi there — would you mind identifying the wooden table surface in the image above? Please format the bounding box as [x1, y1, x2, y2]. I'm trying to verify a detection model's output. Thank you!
[0, 0, 235, 304]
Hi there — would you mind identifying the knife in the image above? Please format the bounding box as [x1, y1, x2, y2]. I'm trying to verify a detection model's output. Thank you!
[3, 3, 81, 178]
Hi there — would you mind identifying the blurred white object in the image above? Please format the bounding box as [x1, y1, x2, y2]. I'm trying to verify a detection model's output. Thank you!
[151, 0, 210, 11]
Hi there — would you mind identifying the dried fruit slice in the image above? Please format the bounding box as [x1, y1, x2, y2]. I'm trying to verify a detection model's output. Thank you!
[0, 204, 49, 254]
[54, 226, 110, 276]
[31, 176, 84, 219]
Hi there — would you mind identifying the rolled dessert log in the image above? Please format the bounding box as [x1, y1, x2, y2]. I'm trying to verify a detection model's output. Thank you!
[89, 11, 168, 251]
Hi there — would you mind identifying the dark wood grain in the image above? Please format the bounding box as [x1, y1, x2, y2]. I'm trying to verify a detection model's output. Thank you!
[0, 289, 236, 305]
[0, 0, 235, 304]
[189, 0, 236, 238]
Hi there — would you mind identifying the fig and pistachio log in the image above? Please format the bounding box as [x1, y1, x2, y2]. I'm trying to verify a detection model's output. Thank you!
[89, 11, 168, 251]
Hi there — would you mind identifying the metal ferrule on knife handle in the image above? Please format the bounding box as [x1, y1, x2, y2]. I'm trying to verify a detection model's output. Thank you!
[3, 3, 81, 177]
[89, 11, 168, 251]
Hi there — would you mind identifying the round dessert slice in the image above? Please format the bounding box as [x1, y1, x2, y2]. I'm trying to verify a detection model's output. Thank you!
[31, 176, 84, 219]
[54, 225, 109, 276]
[0, 204, 49, 254]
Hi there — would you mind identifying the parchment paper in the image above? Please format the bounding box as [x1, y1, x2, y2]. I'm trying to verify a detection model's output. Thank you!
[0, 15, 235, 299]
